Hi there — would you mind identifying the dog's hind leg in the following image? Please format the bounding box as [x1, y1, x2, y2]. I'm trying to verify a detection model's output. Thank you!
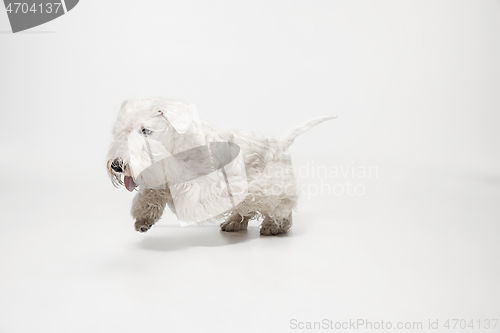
[259, 196, 295, 235]
[131, 188, 173, 233]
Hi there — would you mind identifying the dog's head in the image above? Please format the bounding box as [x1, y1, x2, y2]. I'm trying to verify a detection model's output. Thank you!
[106, 97, 199, 191]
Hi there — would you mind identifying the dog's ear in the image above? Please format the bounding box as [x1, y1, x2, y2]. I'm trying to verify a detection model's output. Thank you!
[160, 104, 194, 134]
[120, 99, 128, 109]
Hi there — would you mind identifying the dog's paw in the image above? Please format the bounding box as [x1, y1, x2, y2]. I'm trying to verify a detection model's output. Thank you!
[135, 219, 154, 233]
[260, 218, 290, 236]
[259, 223, 280, 236]
[220, 217, 248, 232]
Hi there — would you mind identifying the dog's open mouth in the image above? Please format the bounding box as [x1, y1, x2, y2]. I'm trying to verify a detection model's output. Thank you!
[124, 176, 137, 192]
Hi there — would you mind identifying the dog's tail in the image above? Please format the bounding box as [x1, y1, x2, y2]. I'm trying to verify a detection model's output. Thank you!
[279, 115, 337, 147]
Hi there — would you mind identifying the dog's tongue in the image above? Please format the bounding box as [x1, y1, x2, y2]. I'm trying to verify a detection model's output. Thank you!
[124, 176, 137, 192]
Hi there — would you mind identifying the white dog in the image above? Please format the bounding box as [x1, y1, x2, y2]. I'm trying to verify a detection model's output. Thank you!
[107, 98, 335, 235]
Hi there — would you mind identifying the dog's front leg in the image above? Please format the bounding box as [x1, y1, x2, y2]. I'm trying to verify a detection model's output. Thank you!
[131, 188, 172, 232]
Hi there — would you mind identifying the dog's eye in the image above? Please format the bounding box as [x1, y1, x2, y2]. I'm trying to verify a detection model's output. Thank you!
[141, 128, 152, 135]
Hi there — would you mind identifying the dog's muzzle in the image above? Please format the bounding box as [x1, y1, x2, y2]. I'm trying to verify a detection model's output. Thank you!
[109, 159, 137, 191]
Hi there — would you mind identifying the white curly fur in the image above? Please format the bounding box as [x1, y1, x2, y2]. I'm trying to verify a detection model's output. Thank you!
[107, 97, 335, 235]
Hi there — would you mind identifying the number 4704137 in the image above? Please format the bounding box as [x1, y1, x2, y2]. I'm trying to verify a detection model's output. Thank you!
[444, 319, 498, 330]
[6, 3, 62, 14]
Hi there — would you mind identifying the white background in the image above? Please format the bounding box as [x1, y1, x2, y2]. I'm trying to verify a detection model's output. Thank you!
[1, 1, 499, 332]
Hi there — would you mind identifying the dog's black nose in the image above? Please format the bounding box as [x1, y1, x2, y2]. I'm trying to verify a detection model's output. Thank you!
[111, 159, 123, 173]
